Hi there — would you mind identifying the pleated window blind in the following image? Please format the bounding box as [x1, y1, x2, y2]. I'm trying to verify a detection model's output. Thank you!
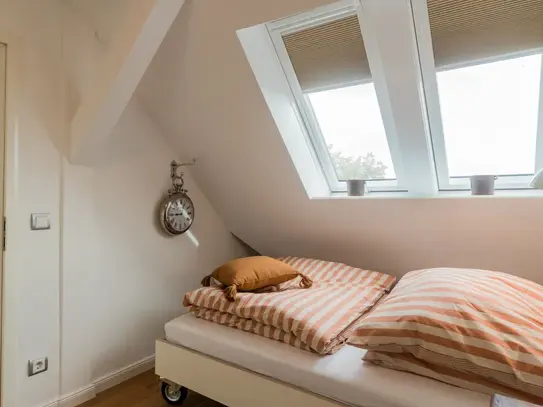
[282, 15, 371, 92]
[428, 0, 543, 69]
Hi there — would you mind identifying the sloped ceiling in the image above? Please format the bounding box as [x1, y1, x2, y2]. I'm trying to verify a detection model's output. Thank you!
[138, 0, 543, 282]
[63, 0, 139, 45]
[63, 0, 185, 165]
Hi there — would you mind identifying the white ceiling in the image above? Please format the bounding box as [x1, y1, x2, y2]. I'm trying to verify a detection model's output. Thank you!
[137, 0, 543, 282]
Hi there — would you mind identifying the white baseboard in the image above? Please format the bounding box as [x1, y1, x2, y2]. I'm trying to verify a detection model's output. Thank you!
[58, 385, 95, 407]
[46, 355, 155, 407]
[94, 354, 155, 393]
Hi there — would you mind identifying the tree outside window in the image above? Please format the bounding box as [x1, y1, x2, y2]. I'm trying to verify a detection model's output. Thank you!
[328, 145, 388, 180]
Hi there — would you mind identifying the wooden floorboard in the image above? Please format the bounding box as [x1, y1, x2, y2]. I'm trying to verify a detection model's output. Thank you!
[80, 369, 224, 407]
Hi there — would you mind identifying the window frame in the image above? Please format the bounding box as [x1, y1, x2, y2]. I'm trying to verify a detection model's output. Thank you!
[411, 0, 543, 191]
[240, 0, 543, 198]
[266, 0, 408, 194]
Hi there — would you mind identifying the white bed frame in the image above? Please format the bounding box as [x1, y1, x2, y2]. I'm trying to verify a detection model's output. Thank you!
[155, 339, 347, 406]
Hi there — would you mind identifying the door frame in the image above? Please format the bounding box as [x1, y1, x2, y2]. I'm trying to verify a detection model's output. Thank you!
[0, 34, 23, 407]
[0, 41, 5, 407]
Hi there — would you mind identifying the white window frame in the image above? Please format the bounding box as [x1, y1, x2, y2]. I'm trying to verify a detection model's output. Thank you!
[266, 0, 408, 194]
[411, 0, 543, 191]
[239, 0, 543, 197]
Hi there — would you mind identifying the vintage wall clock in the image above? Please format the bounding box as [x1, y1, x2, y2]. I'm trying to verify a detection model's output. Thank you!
[159, 160, 196, 236]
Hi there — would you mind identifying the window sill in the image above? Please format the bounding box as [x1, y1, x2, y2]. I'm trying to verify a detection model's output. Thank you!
[312, 189, 543, 200]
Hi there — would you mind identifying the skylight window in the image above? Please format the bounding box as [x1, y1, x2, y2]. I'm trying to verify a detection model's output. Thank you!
[238, 0, 543, 197]
[272, 11, 402, 193]
[307, 85, 396, 182]
[437, 55, 541, 178]
[415, 0, 543, 190]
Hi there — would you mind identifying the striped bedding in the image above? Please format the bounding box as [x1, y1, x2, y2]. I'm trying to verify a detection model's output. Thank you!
[183, 256, 396, 355]
[348, 268, 543, 403]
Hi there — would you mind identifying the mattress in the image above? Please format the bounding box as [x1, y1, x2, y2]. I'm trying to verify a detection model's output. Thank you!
[165, 314, 490, 407]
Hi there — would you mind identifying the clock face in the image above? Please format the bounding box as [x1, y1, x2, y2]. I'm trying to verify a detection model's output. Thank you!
[161, 193, 194, 235]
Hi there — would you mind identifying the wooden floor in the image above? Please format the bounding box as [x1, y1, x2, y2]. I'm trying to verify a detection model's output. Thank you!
[80, 369, 224, 407]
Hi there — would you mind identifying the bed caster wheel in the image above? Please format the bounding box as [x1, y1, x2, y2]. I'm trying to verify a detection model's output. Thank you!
[161, 382, 188, 405]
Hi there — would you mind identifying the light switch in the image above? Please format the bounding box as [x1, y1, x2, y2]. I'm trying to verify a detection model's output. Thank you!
[31, 213, 51, 231]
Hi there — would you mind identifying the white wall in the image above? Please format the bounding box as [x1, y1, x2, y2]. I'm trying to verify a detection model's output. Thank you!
[0, 2, 248, 407]
[60, 98, 247, 399]
[139, 0, 543, 285]
[0, 1, 64, 407]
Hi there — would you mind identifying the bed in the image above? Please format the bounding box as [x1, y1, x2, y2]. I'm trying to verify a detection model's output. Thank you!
[155, 314, 491, 407]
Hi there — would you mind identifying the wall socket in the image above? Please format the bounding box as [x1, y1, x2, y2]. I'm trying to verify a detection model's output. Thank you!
[28, 357, 48, 376]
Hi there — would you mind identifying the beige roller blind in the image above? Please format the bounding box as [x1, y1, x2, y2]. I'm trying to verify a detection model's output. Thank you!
[282, 15, 371, 92]
[428, 0, 543, 69]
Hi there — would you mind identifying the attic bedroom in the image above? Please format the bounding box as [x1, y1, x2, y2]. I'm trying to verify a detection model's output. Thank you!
[0, 0, 542, 407]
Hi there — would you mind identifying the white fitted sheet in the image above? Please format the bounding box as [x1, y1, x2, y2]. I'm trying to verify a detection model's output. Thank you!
[165, 314, 490, 407]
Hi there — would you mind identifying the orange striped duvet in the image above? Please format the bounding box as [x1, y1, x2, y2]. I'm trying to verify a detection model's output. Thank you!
[183, 256, 395, 354]
[348, 268, 543, 403]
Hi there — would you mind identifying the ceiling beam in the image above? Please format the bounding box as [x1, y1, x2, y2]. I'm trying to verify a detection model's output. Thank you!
[70, 0, 185, 165]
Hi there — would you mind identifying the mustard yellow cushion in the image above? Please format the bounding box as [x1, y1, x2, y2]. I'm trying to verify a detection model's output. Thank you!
[201, 256, 312, 301]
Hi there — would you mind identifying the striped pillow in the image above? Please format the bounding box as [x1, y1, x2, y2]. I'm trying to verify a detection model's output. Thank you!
[364, 352, 543, 404]
[348, 268, 543, 403]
